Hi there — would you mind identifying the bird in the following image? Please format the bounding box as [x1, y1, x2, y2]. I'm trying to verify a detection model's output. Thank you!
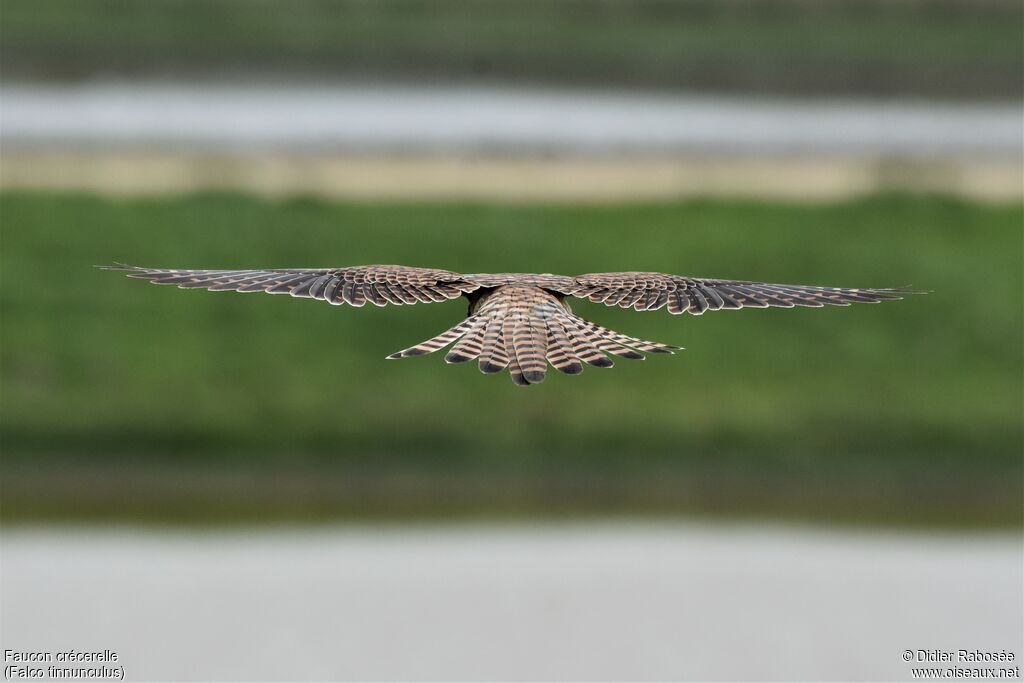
[105, 263, 918, 386]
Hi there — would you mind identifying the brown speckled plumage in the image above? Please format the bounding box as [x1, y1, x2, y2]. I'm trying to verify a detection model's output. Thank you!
[106, 263, 918, 385]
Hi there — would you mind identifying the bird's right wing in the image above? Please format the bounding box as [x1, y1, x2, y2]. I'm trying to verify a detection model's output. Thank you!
[103, 264, 481, 306]
[567, 272, 920, 314]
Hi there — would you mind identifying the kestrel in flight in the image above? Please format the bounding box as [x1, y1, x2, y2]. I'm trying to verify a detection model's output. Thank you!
[108, 264, 916, 385]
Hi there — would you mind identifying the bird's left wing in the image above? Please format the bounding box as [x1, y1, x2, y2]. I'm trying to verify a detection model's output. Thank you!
[559, 272, 919, 315]
[104, 264, 481, 306]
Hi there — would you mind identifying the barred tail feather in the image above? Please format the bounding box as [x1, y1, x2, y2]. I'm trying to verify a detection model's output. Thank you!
[503, 316, 529, 386]
[545, 318, 583, 375]
[513, 315, 549, 384]
[444, 316, 488, 364]
[562, 317, 615, 368]
[570, 316, 681, 354]
[386, 316, 479, 359]
[478, 318, 509, 374]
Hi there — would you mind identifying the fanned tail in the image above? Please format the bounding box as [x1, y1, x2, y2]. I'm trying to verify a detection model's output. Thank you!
[387, 284, 679, 385]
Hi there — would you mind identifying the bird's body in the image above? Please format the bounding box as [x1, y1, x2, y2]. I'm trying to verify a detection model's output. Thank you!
[108, 263, 917, 385]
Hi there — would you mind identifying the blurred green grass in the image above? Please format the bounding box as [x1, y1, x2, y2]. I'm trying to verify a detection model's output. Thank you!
[2, 0, 1020, 98]
[1, 192, 1021, 525]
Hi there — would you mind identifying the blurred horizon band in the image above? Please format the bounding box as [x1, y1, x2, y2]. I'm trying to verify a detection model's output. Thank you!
[2, 0, 1021, 100]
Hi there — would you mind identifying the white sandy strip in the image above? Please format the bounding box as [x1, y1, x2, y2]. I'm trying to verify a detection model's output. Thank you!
[2, 151, 1021, 201]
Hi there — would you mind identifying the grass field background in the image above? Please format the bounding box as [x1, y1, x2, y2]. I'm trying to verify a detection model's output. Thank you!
[1, 192, 1020, 525]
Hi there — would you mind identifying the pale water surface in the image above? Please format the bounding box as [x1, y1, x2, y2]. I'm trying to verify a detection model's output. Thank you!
[1, 523, 1021, 681]
[1, 83, 1019, 156]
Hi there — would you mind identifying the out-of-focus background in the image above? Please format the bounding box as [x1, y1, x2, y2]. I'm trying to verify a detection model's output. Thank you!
[1, 2, 1021, 680]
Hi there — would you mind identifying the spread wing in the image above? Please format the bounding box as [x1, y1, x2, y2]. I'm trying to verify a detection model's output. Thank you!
[107, 265, 918, 313]
[563, 272, 918, 315]
[104, 263, 480, 306]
